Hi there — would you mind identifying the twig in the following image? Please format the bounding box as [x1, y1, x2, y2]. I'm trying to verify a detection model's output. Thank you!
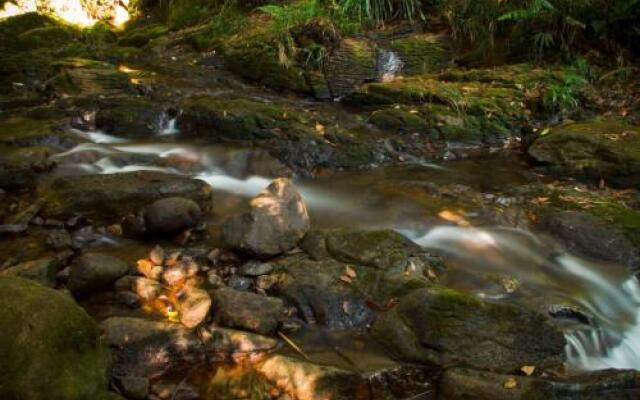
[278, 331, 312, 362]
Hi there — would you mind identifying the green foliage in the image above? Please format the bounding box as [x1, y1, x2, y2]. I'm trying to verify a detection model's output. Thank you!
[543, 59, 589, 112]
[337, 0, 423, 25]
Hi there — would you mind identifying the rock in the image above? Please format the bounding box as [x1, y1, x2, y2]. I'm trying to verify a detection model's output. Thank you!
[0, 277, 109, 399]
[301, 228, 421, 269]
[100, 317, 205, 378]
[256, 275, 278, 291]
[151, 382, 200, 400]
[201, 325, 279, 360]
[0, 257, 61, 287]
[46, 229, 73, 249]
[206, 271, 225, 288]
[114, 376, 149, 400]
[212, 287, 284, 335]
[240, 260, 274, 276]
[371, 287, 566, 372]
[48, 58, 132, 97]
[439, 367, 640, 400]
[542, 211, 640, 270]
[528, 120, 640, 188]
[227, 275, 252, 291]
[95, 97, 167, 138]
[143, 197, 203, 237]
[222, 178, 310, 257]
[40, 171, 212, 221]
[68, 253, 129, 295]
[256, 354, 369, 400]
[177, 288, 211, 328]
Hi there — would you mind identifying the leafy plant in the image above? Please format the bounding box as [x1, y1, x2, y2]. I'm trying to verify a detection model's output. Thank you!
[337, 0, 423, 25]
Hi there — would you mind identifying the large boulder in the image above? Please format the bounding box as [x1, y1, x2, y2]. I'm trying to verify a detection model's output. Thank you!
[371, 287, 566, 372]
[222, 178, 310, 257]
[0, 277, 110, 400]
[143, 197, 203, 237]
[40, 171, 212, 220]
[528, 119, 640, 188]
[68, 253, 129, 295]
[95, 97, 169, 138]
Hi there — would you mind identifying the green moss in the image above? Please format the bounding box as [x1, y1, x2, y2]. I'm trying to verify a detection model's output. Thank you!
[17, 25, 76, 49]
[0, 277, 110, 400]
[118, 24, 168, 47]
[369, 108, 428, 133]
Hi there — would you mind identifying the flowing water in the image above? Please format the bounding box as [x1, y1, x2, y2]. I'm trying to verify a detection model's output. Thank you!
[55, 122, 640, 373]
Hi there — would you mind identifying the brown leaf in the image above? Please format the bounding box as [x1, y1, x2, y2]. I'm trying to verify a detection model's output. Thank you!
[521, 366, 536, 376]
[345, 266, 357, 279]
[339, 275, 353, 284]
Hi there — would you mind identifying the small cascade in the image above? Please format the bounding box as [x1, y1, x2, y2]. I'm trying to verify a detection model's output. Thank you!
[408, 225, 640, 371]
[159, 115, 179, 136]
[378, 49, 404, 82]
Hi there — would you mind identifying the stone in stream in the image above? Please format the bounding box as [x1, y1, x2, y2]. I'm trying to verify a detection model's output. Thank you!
[275, 228, 438, 329]
[176, 288, 211, 328]
[201, 324, 279, 360]
[439, 367, 640, 400]
[143, 197, 203, 237]
[240, 260, 274, 276]
[113, 376, 149, 400]
[222, 178, 310, 257]
[0, 256, 61, 287]
[0, 277, 111, 400]
[39, 171, 212, 221]
[114, 275, 163, 302]
[541, 210, 640, 271]
[68, 253, 129, 295]
[100, 317, 205, 379]
[212, 287, 284, 335]
[370, 287, 566, 373]
[95, 97, 168, 138]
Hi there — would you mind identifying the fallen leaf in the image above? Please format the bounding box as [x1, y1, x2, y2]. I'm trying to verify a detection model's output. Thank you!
[339, 275, 353, 284]
[345, 266, 357, 279]
[503, 377, 518, 389]
[521, 365, 536, 376]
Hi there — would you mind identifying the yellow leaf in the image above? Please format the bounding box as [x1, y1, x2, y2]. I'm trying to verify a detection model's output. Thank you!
[540, 128, 551, 136]
[345, 266, 357, 279]
[503, 377, 518, 389]
[521, 365, 536, 376]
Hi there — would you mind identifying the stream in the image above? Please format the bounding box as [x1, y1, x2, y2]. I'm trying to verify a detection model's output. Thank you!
[52, 119, 640, 373]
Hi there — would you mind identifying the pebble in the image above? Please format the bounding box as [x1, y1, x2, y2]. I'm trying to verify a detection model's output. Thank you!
[240, 260, 274, 277]
[227, 275, 252, 291]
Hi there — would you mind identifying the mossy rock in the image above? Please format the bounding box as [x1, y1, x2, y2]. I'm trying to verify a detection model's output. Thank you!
[528, 119, 640, 188]
[0, 277, 110, 400]
[16, 25, 77, 50]
[223, 39, 310, 94]
[386, 34, 449, 76]
[47, 57, 131, 97]
[325, 38, 377, 98]
[39, 171, 213, 220]
[369, 108, 429, 133]
[371, 286, 566, 372]
[0, 12, 59, 48]
[118, 24, 168, 47]
[178, 96, 310, 141]
[95, 96, 168, 137]
[0, 116, 79, 149]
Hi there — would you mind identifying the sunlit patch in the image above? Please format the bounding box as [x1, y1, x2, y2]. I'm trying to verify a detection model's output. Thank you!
[438, 209, 471, 227]
[112, 4, 130, 28]
[0, 1, 35, 18]
[49, 0, 96, 26]
[117, 65, 139, 74]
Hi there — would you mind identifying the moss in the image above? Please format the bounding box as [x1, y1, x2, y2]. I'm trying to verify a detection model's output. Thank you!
[0, 277, 110, 400]
[118, 23, 168, 47]
[17, 25, 77, 50]
[369, 108, 429, 133]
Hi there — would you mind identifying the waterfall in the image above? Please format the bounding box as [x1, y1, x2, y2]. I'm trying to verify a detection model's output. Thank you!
[378, 49, 404, 82]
